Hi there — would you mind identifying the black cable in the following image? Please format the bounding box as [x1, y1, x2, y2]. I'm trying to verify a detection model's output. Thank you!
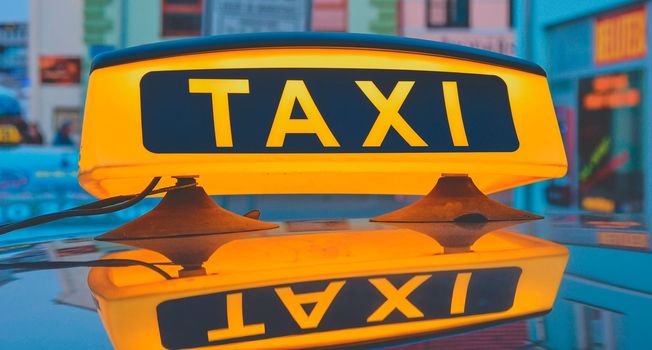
[0, 177, 163, 235]
[0, 259, 173, 280]
[72, 181, 198, 210]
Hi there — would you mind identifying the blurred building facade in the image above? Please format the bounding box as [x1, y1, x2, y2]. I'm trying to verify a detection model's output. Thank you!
[202, 0, 514, 56]
[400, 0, 514, 55]
[29, 0, 205, 144]
[515, 0, 652, 216]
[28, 0, 84, 144]
[202, 0, 394, 35]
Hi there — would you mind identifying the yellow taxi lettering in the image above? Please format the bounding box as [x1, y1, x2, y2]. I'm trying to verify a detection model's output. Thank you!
[356, 80, 428, 147]
[188, 78, 250, 147]
[275, 281, 345, 329]
[206, 293, 265, 342]
[442, 81, 470, 147]
[266, 80, 340, 147]
[450, 272, 472, 314]
[367, 274, 431, 322]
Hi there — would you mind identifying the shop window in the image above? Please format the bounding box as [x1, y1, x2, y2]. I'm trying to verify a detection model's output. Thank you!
[162, 0, 203, 37]
[426, 0, 469, 28]
[578, 70, 644, 213]
[53, 107, 81, 146]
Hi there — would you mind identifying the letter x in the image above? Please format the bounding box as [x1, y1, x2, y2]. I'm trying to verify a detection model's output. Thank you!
[356, 80, 428, 147]
[367, 274, 431, 322]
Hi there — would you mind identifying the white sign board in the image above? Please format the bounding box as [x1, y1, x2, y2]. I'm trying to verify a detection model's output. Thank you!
[204, 0, 311, 35]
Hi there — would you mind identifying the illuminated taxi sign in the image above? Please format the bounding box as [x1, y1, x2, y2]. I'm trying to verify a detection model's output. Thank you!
[141, 69, 517, 153]
[158, 268, 519, 348]
[80, 33, 566, 197]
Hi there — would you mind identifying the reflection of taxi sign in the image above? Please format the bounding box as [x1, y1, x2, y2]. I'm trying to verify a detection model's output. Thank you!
[89, 223, 567, 350]
[0, 124, 21, 145]
[80, 32, 566, 197]
[157, 268, 519, 349]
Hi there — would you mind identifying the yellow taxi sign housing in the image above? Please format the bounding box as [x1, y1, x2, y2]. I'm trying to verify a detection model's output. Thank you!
[88, 220, 568, 349]
[80, 33, 566, 197]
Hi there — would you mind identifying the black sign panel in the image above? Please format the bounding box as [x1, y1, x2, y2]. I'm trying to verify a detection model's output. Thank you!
[157, 267, 520, 349]
[141, 68, 518, 153]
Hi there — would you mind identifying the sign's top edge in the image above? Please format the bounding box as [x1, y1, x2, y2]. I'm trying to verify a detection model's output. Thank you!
[90, 32, 546, 77]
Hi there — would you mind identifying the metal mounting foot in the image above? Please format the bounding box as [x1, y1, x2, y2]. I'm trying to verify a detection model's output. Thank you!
[371, 175, 542, 223]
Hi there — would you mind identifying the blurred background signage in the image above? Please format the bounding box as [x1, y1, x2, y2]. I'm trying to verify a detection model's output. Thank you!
[582, 73, 641, 111]
[162, 0, 203, 37]
[83, 0, 114, 45]
[594, 5, 647, 65]
[38, 56, 81, 85]
[578, 70, 644, 213]
[0, 23, 27, 86]
[203, 0, 311, 34]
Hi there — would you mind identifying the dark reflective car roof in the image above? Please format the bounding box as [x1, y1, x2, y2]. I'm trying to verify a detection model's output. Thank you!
[1, 213, 651, 349]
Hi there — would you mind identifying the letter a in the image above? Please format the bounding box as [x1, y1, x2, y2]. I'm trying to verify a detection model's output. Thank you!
[266, 80, 340, 147]
[275, 281, 345, 329]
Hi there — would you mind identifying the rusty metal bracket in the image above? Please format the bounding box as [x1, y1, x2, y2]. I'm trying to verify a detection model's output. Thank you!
[96, 177, 279, 275]
[371, 175, 542, 223]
